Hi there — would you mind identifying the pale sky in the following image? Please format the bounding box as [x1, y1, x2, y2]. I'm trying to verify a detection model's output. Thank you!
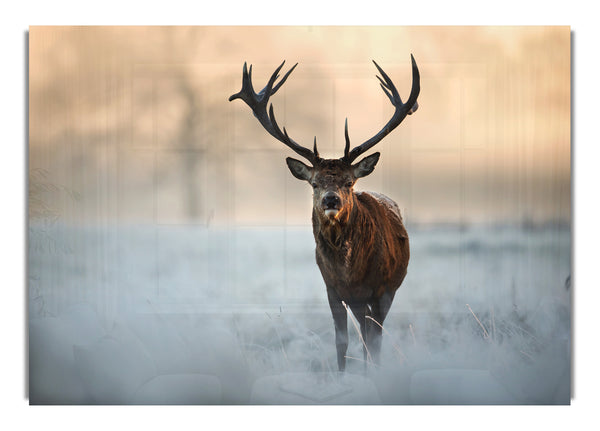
[29, 26, 570, 226]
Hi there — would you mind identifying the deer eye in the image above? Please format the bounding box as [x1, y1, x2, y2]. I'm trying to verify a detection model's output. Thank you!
[345, 181, 353, 188]
[312, 183, 318, 189]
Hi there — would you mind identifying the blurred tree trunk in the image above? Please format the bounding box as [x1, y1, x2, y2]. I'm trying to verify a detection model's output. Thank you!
[179, 79, 203, 221]
[167, 28, 204, 222]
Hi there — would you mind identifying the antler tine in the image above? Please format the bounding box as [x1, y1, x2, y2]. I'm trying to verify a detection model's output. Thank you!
[373, 60, 400, 104]
[345, 55, 420, 163]
[272, 62, 298, 95]
[344, 118, 350, 159]
[229, 61, 318, 165]
[259, 60, 285, 99]
[268, 103, 317, 163]
[247, 63, 253, 88]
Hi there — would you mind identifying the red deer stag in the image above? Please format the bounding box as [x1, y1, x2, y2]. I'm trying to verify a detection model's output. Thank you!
[229, 56, 420, 371]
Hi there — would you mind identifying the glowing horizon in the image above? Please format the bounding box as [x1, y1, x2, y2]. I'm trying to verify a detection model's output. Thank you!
[29, 26, 570, 226]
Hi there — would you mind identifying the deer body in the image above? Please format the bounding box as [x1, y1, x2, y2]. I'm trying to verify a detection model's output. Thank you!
[315, 191, 410, 369]
[313, 191, 409, 303]
[230, 56, 420, 370]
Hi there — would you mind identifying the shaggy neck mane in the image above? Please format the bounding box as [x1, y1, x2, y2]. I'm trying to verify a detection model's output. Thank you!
[313, 193, 375, 253]
[312, 191, 404, 286]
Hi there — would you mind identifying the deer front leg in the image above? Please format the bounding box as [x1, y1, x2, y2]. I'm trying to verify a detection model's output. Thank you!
[327, 287, 348, 371]
[365, 314, 383, 365]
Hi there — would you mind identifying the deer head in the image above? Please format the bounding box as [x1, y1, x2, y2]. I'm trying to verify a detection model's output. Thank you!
[229, 57, 420, 225]
[285, 152, 381, 226]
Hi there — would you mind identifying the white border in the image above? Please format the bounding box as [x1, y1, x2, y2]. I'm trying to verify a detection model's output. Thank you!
[4, 1, 599, 430]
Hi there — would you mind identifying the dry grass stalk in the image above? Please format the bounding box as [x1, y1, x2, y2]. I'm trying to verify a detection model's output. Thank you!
[341, 301, 373, 364]
[466, 303, 490, 339]
[409, 323, 416, 346]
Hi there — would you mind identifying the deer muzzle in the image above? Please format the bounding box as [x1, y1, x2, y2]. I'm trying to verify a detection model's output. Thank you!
[322, 192, 341, 218]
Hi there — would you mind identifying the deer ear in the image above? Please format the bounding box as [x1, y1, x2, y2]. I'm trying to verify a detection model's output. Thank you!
[353, 152, 380, 178]
[286, 157, 313, 182]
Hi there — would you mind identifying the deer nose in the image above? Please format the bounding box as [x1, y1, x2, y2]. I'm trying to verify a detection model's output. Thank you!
[322, 192, 341, 210]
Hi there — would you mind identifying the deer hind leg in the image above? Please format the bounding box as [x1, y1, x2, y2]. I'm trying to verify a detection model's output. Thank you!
[327, 288, 348, 371]
[367, 290, 396, 366]
[347, 302, 371, 370]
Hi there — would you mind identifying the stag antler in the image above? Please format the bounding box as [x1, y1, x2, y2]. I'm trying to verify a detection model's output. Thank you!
[229, 61, 320, 165]
[343, 55, 420, 163]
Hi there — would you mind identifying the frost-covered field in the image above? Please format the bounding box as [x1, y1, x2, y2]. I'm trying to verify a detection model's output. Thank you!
[28, 222, 570, 404]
